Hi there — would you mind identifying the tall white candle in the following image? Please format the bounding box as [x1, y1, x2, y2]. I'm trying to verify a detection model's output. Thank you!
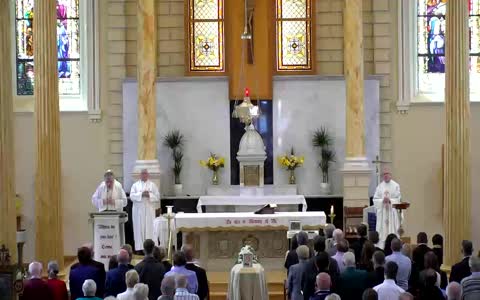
[330, 205, 334, 215]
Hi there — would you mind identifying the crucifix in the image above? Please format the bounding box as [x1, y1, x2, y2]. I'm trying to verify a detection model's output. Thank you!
[372, 155, 391, 185]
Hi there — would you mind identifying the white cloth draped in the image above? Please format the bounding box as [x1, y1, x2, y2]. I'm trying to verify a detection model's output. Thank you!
[228, 264, 268, 300]
[130, 180, 160, 251]
[373, 180, 402, 242]
[91, 180, 127, 212]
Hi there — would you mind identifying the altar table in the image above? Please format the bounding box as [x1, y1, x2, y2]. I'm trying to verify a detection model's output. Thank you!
[175, 211, 326, 231]
[196, 195, 308, 213]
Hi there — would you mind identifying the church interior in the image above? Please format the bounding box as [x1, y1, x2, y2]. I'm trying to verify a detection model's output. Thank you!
[1, 0, 479, 299]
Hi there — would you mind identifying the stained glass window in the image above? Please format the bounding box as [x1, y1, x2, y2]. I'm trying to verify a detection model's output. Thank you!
[417, 0, 480, 97]
[276, 0, 312, 71]
[188, 0, 224, 72]
[16, 0, 81, 96]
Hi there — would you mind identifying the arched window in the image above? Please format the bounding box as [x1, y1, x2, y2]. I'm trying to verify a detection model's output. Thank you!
[187, 0, 225, 72]
[14, 0, 99, 115]
[275, 0, 313, 72]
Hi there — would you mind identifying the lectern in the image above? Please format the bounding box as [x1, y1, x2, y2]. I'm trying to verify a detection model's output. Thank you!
[89, 211, 128, 268]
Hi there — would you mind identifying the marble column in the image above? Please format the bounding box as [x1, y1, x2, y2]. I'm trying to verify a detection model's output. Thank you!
[342, 0, 370, 207]
[444, 0, 470, 267]
[34, 0, 64, 268]
[0, 0, 17, 260]
[133, 0, 161, 192]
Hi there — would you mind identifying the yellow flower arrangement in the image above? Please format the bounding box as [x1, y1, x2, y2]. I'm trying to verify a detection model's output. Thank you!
[278, 149, 304, 171]
[200, 153, 226, 171]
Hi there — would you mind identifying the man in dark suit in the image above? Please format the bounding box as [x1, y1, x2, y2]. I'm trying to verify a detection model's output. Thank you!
[450, 240, 473, 283]
[69, 247, 106, 300]
[135, 239, 166, 300]
[182, 244, 209, 300]
[337, 252, 368, 300]
[412, 232, 431, 271]
[367, 250, 385, 288]
[351, 224, 368, 263]
[20, 262, 53, 300]
[301, 235, 340, 300]
[105, 249, 134, 297]
[70, 242, 106, 272]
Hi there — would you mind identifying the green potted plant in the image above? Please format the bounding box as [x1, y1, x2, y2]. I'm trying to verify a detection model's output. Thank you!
[163, 130, 184, 195]
[312, 127, 336, 194]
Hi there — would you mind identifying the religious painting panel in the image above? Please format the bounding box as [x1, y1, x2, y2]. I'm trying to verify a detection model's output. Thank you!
[188, 0, 225, 72]
[276, 0, 312, 71]
[15, 0, 81, 96]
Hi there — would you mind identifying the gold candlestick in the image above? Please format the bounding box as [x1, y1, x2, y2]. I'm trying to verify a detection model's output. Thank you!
[329, 213, 336, 225]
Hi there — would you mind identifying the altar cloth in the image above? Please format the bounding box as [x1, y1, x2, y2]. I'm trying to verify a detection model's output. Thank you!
[196, 195, 308, 213]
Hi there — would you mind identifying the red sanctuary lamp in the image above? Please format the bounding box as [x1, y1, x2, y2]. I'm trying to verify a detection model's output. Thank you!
[232, 87, 260, 124]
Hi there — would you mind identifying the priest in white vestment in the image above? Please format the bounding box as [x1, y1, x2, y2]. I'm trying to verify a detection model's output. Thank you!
[130, 169, 160, 251]
[92, 170, 127, 211]
[373, 168, 402, 243]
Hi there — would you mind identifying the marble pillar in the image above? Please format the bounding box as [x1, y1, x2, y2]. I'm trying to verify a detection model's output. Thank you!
[444, 0, 471, 267]
[133, 0, 161, 191]
[342, 0, 370, 207]
[0, 0, 17, 260]
[34, 0, 64, 268]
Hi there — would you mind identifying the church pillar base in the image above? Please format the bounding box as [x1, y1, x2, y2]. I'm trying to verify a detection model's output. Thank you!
[341, 157, 371, 207]
[132, 160, 161, 210]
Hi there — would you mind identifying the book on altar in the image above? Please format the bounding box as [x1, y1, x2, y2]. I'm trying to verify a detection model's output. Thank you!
[254, 204, 277, 214]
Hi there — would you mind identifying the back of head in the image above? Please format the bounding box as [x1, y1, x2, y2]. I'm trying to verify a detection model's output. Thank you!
[391, 238, 402, 252]
[108, 255, 118, 270]
[417, 232, 428, 244]
[296, 245, 310, 261]
[313, 235, 326, 252]
[362, 288, 378, 300]
[399, 292, 414, 300]
[314, 251, 330, 271]
[368, 231, 380, 244]
[152, 246, 161, 261]
[469, 255, 480, 272]
[446, 281, 461, 300]
[181, 244, 194, 262]
[357, 224, 368, 237]
[143, 239, 155, 255]
[373, 250, 385, 267]
[125, 270, 139, 288]
[325, 293, 341, 300]
[175, 275, 188, 289]
[316, 272, 331, 291]
[325, 224, 336, 238]
[332, 229, 344, 241]
[432, 234, 443, 246]
[118, 249, 130, 265]
[173, 251, 187, 267]
[291, 234, 299, 250]
[462, 240, 473, 256]
[77, 246, 92, 264]
[423, 268, 438, 287]
[121, 244, 133, 262]
[384, 233, 397, 252]
[343, 251, 356, 268]
[161, 276, 176, 297]
[82, 279, 97, 297]
[47, 261, 59, 279]
[296, 231, 309, 246]
[385, 261, 399, 280]
[424, 251, 439, 269]
[28, 261, 43, 278]
[361, 241, 375, 262]
[133, 283, 149, 300]
[402, 243, 413, 259]
[336, 239, 348, 253]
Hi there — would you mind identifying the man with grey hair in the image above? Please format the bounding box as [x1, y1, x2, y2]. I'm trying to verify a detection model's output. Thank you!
[21, 262, 53, 300]
[175, 275, 199, 299]
[287, 245, 310, 300]
[80, 279, 102, 300]
[117, 269, 139, 300]
[446, 281, 461, 300]
[130, 168, 160, 251]
[92, 170, 127, 211]
[460, 255, 480, 300]
[337, 252, 368, 299]
[327, 229, 344, 256]
[105, 249, 134, 297]
[133, 283, 149, 300]
[325, 294, 341, 300]
[159, 276, 176, 300]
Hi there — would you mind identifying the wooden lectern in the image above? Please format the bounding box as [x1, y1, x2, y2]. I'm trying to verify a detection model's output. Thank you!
[89, 211, 128, 269]
[392, 202, 410, 238]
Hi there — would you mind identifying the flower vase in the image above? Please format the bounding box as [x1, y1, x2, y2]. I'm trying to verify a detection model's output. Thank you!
[212, 170, 219, 185]
[289, 169, 296, 184]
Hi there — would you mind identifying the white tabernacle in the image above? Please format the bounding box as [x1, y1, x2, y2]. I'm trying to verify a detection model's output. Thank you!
[175, 212, 325, 230]
[196, 195, 307, 213]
